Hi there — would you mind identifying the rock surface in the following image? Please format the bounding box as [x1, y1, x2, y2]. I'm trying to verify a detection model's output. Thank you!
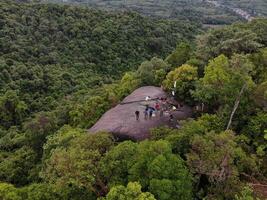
[89, 86, 192, 140]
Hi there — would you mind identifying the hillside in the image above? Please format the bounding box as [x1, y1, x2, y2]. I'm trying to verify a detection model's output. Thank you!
[41, 0, 243, 25]
[0, 0, 200, 116]
[0, 1, 267, 199]
[219, 0, 267, 17]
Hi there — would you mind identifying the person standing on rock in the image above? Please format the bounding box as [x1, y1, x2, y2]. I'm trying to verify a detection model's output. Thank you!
[169, 114, 174, 122]
[144, 108, 148, 120]
[135, 110, 140, 121]
[160, 109, 164, 117]
[149, 109, 153, 119]
[155, 102, 160, 116]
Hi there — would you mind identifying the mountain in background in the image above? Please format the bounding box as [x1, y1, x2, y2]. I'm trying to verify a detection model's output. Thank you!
[37, 0, 267, 23]
[219, 0, 267, 17]
[39, 0, 244, 25]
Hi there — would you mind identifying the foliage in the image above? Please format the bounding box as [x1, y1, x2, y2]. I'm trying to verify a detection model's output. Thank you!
[0, 2, 267, 199]
[235, 186, 259, 200]
[249, 48, 267, 83]
[253, 81, 267, 110]
[42, 125, 84, 159]
[196, 20, 266, 62]
[100, 140, 193, 200]
[163, 64, 198, 103]
[100, 182, 156, 200]
[23, 112, 59, 156]
[165, 42, 192, 68]
[100, 141, 138, 187]
[44, 0, 244, 25]
[0, 182, 21, 200]
[150, 126, 175, 141]
[0, 146, 37, 186]
[137, 57, 169, 86]
[19, 183, 61, 200]
[242, 112, 267, 156]
[186, 131, 258, 199]
[0, 90, 27, 129]
[128, 140, 193, 200]
[0, 0, 200, 130]
[117, 72, 141, 99]
[0, 127, 24, 151]
[165, 114, 225, 157]
[41, 133, 114, 197]
[193, 54, 255, 112]
[69, 96, 110, 128]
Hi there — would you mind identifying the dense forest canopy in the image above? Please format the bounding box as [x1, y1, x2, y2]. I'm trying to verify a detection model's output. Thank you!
[0, 0, 267, 199]
[0, 0, 201, 116]
[40, 0, 243, 25]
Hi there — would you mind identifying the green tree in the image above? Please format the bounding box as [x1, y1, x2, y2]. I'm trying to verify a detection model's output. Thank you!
[150, 126, 174, 141]
[186, 131, 258, 199]
[129, 140, 193, 200]
[23, 112, 58, 156]
[235, 186, 259, 200]
[242, 112, 267, 156]
[101, 182, 156, 200]
[165, 114, 224, 157]
[253, 81, 267, 111]
[100, 141, 138, 187]
[165, 42, 192, 68]
[20, 183, 60, 200]
[0, 182, 21, 200]
[163, 64, 198, 103]
[42, 125, 84, 160]
[193, 54, 255, 111]
[0, 90, 28, 129]
[117, 72, 141, 99]
[69, 96, 109, 128]
[0, 146, 37, 186]
[42, 133, 114, 197]
[0, 127, 25, 151]
[196, 25, 262, 62]
[249, 48, 267, 83]
[137, 57, 169, 86]
[100, 140, 192, 200]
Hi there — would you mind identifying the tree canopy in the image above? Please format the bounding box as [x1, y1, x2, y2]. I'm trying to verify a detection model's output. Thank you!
[0, 1, 267, 199]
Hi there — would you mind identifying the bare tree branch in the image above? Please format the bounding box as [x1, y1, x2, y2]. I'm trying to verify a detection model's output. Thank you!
[226, 83, 246, 130]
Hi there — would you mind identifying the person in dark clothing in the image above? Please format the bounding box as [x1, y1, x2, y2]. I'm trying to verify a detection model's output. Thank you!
[169, 114, 174, 122]
[135, 110, 140, 121]
[160, 109, 164, 117]
[144, 108, 148, 120]
[149, 109, 153, 119]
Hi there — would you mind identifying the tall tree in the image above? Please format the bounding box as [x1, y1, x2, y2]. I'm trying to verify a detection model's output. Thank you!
[101, 182, 156, 200]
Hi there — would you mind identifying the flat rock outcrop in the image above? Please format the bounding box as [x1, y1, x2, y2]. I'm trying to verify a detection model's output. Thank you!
[89, 86, 192, 140]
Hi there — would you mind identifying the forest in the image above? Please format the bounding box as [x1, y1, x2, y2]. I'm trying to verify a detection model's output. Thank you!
[41, 0, 243, 25]
[0, 0, 267, 200]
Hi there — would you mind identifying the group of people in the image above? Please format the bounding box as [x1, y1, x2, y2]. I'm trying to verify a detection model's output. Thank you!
[134, 105, 159, 121]
[133, 96, 182, 129]
[134, 96, 173, 121]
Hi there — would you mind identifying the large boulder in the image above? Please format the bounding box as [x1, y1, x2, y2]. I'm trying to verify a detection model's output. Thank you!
[89, 86, 192, 140]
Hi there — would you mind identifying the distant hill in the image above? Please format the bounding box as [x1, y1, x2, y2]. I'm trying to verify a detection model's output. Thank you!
[40, 0, 243, 25]
[219, 0, 267, 17]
